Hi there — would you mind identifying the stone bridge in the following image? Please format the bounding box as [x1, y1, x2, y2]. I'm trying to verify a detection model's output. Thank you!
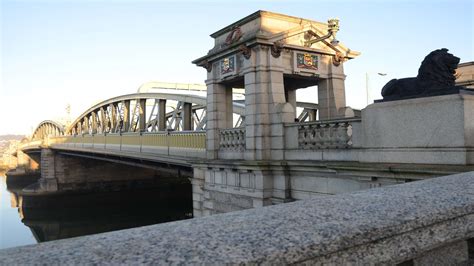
[14, 11, 474, 219]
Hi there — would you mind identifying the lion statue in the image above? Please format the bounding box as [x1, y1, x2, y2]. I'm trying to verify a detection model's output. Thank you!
[381, 48, 461, 101]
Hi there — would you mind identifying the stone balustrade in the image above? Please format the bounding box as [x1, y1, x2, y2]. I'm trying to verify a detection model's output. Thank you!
[1, 171, 473, 264]
[219, 128, 246, 150]
[297, 118, 360, 149]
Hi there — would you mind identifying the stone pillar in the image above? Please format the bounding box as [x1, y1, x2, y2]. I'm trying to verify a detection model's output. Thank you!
[182, 102, 192, 131]
[138, 99, 147, 132]
[318, 63, 347, 120]
[191, 168, 205, 217]
[308, 109, 317, 121]
[205, 81, 233, 159]
[285, 88, 297, 115]
[38, 148, 58, 192]
[243, 45, 292, 161]
[158, 99, 166, 131]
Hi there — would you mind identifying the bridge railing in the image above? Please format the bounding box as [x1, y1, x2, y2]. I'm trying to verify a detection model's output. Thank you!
[284, 118, 362, 151]
[296, 118, 360, 149]
[219, 128, 246, 151]
[46, 131, 206, 159]
[18, 140, 43, 151]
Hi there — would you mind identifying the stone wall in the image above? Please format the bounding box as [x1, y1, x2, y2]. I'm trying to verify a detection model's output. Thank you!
[2, 171, 473, 264]
[30, 148, 192, 194]
[191, 160, 468, 216]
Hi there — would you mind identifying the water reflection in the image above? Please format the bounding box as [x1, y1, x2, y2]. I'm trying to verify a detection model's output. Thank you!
[2, 172, 192, 248]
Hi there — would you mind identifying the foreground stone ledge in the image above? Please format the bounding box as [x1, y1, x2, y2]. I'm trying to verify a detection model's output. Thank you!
[2, 172, 474, 264]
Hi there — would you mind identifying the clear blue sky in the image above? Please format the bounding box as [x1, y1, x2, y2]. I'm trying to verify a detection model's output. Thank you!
[1, 0, 473, 135]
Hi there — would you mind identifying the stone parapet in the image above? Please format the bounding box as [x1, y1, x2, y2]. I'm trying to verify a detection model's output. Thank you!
[2, 171, 474, 264]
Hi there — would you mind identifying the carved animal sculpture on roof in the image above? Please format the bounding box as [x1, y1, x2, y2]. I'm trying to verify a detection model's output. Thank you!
[381, 48, 462, 101]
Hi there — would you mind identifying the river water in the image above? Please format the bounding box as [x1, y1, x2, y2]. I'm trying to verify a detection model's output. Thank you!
[0, 175, 36, 249]
[0, 172, 192, 250]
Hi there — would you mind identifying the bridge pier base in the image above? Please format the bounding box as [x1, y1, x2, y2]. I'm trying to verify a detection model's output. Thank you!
[191, 162, 293, 216]
[38, 148, 59, 192]
[23, 148, 191, 195]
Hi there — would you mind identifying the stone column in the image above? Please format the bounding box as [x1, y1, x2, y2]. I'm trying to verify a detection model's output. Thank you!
[243, 45, 291, 161]
[205, 80, 233, 159]
[182, 102, 192, 131]
[308, 109, 317, 121]
[39, 148, 58, 192]
[318, 63, 347, 120]
[191, 168, 205, 217]
[158, 99, 166, 131]
[285, 88, 297, 116]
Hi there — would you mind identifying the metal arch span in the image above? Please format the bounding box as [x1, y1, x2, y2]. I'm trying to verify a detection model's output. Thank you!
[66, 93, 246, 135]
[32, 120, 65, 140]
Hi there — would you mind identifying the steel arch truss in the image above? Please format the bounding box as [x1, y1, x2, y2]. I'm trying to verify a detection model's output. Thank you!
[32, 120, 65, 140]
[67, 93, 246, 135]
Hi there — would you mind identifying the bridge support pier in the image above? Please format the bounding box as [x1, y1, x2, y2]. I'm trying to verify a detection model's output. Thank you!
[16, 150, 40, 174]
[23, 148, 189, 195]
[191, 163, 293, 216]
[38, 148, 59, 192]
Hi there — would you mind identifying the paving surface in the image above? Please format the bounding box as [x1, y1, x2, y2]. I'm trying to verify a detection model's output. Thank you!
[1, 172, 474, 264]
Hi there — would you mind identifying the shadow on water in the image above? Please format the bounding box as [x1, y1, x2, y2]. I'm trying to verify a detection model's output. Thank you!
[4, 172, 192, 245]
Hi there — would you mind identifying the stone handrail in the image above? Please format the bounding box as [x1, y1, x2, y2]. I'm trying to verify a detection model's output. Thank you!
[219, 128, 246, 150]
[296, 118, 360, 149]
[1, 172, 473, 264]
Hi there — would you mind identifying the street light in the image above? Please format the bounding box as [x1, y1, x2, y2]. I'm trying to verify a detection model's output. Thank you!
[366, 72, 387, 105]
[304, 18, 340, 47]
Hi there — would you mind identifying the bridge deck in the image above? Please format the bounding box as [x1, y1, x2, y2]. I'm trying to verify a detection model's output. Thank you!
[21, 131, 206, 166]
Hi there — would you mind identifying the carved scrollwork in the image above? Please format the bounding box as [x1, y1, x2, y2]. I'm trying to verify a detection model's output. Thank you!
[333, 52, 345, 66]
[200, 61, 212, 73]
[239, 44, 251, 59]
[271, 41, 284, 58]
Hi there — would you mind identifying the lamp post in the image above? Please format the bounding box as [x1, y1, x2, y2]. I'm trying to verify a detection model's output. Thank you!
[304, 18, 340, 47]
[366, 72, 387, 105]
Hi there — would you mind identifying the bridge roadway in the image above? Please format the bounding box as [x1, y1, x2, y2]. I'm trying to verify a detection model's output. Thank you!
[22, 131, 206, 167]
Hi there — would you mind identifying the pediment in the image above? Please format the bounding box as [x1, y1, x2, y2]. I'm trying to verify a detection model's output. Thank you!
[266, 23, 360, 60]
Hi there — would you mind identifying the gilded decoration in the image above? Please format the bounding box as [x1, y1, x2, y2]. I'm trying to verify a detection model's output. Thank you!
[296, 53, 318, 70]
[221, 56, 235, 74]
